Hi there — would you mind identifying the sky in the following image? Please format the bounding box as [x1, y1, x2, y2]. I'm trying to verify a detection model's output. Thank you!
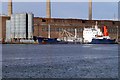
[119, 1, 120, 19]
[1, 0, 120, 2]
[1, 1, 119, 20]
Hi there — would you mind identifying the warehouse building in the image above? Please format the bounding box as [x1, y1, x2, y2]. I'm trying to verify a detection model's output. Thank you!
[33, 17, 120, 41]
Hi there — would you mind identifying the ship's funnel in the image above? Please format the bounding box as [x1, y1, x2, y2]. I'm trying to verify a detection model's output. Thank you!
[8, 0, 12, 16]
[46, 0, 51, 18]
[103, 26, 109, 36]
[89, 0, 92, 20]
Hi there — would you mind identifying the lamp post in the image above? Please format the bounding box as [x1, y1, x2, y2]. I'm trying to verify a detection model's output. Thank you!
[48, 24, 51, 38]
[117, 26, 119, 42]
[37, 23, 40, 37]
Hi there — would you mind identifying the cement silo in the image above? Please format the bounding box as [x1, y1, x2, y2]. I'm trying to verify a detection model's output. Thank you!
[19, 13, 27, 38]
[10, 15, 15, 38]
[15, 14, 20, 38]
[6, 13, 34, 41]
[28, 13, 34, 39]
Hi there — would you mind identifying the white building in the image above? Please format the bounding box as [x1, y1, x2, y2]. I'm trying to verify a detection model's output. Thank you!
[6, 13, 34, 42]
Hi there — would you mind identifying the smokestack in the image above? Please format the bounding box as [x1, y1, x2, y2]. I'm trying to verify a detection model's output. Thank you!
[89, 0, 92, 20]
[46, 0, 51, 18]
[8, 0, 12, 16]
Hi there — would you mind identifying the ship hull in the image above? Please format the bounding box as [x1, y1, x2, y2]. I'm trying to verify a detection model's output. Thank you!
[90, 38, 117, 44]
[37, 37, 59, 44]
[37, 37, 81, 44]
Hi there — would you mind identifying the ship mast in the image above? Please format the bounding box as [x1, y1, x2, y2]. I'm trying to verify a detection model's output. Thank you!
[75, 28, 77, 39]
[48, 24, 51, 38]
[95, 21, 98, 29]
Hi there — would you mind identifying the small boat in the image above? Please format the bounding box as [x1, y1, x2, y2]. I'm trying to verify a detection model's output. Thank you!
[37, 37, 58, 44]
[83, 21, 117, 44]
[37, 24, 59, 44]
[37, 25, 82, 44]
[91, 38, 116, 44]
[37, 37, 72, 44]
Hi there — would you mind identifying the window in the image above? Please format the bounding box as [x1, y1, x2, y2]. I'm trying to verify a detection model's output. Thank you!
[42, 19, 46, 22]
[56, 28, 60, 32]
[82, 20, 85, 23]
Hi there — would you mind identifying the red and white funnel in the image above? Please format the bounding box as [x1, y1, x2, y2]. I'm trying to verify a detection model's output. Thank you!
[103, 26, 108, 36]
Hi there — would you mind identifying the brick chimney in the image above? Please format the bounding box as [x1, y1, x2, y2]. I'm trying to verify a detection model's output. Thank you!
[46, 0, 51, 18]
[89, 0, 92, 20]
[8, 0, 12, 16]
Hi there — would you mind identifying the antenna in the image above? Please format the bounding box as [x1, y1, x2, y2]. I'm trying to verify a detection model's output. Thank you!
[114, 13, 116, 21]
[95, 21, 98, 29]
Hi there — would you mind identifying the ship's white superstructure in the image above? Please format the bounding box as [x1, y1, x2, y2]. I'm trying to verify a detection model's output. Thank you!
[83, 22, 110, 43]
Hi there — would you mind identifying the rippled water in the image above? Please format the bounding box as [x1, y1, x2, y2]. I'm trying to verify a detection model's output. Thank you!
[2, 44, 119, 78]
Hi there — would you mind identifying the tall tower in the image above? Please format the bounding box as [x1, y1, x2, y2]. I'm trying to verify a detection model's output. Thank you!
[89, 0, 92, 20]
[46, 0, 51, 18]
[8, 0, 12, 16]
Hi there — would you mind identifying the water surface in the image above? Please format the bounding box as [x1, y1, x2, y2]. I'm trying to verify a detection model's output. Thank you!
[2, 44, 119, 78]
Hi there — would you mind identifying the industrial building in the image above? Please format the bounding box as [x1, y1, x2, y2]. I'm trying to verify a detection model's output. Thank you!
[0, 0, 120, 43]
[5, 13, 34, 42]
[0, 16, 10, 43]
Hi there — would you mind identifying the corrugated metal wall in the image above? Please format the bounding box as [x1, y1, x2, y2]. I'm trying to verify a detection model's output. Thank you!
[11, 15, 15, 38]
[6, 13, 34, 42]
[28, 13, 33, 39]
[19, 13, 26, 38]
[6, 20, 11, 42]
